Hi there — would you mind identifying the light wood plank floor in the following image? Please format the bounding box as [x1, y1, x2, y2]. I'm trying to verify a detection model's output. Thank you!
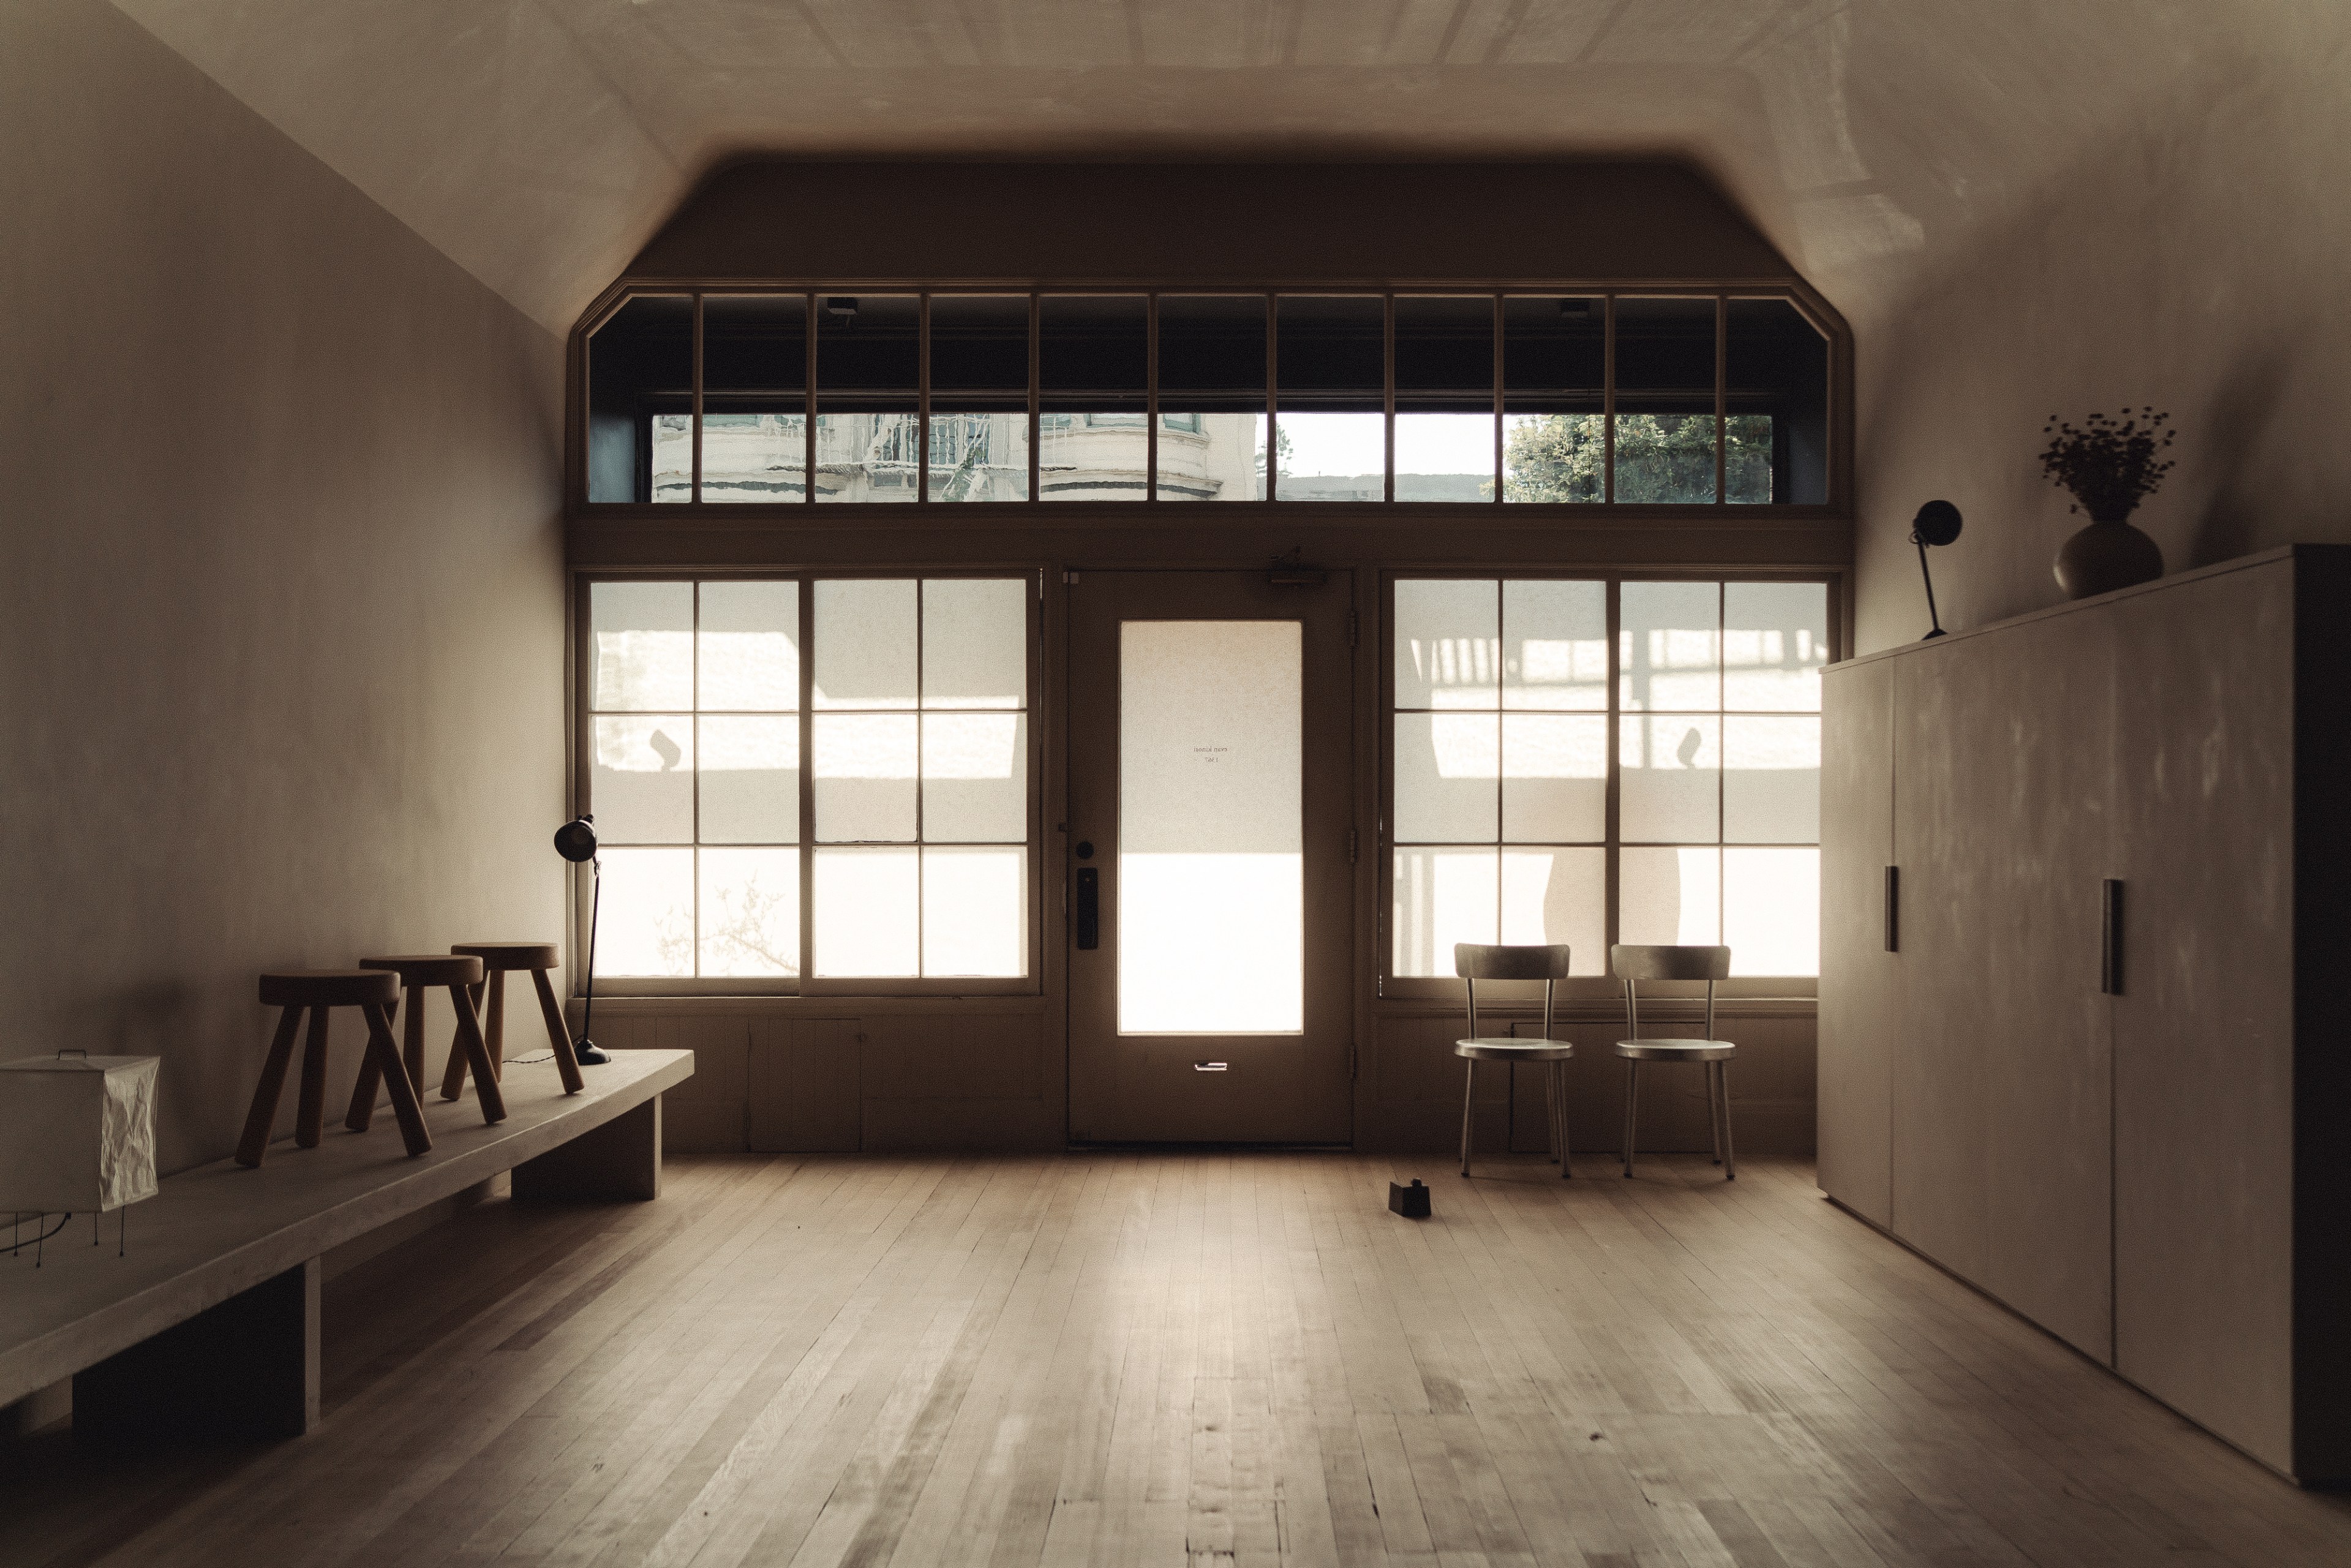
[7, 1152, 2351, 1567]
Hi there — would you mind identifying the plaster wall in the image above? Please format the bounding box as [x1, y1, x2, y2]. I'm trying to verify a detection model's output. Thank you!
[0, 0, 568, 1175]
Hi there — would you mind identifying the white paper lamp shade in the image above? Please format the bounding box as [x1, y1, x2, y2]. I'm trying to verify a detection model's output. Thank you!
[0, 1055, 160, 1214]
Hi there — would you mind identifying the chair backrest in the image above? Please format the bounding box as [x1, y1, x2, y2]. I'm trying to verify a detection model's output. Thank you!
[1610, 943, 1731, 1041]
[1454, 943, 1571, 1041]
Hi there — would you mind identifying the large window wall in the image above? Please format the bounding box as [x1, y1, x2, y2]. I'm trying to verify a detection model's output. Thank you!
[585, 292, 1831, 509]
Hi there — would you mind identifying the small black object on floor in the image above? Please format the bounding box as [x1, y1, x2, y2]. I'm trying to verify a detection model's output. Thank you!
[1388, 1179, 1431, 1219]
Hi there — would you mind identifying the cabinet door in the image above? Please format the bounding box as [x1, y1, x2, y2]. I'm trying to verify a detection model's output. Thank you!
[2112, 562, 2295, 1470]
[1818, 657, 1898, 1225]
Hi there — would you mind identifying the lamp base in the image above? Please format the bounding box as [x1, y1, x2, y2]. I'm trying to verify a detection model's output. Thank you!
[574, 1038, 612, 1067]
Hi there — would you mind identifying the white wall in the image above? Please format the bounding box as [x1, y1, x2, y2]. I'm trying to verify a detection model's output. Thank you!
[0, 0, 568, 1173]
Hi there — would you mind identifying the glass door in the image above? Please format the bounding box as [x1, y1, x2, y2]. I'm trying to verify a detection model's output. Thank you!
[1066, 571, 1354, 1142]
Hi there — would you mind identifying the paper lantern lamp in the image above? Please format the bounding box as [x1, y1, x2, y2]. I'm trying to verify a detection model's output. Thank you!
[0, 1054, 161, 1216]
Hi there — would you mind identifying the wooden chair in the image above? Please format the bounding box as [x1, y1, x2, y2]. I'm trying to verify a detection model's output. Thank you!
[1611, 943, 1737, 1180]
[352, 955, 505, 1127]
[1453, 943, 1576, 1180]
[447, 942, 584, 1097]
[237, 970, 430, 1168]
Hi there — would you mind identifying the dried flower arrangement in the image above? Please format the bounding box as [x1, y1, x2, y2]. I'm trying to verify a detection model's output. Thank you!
[2039, 408, 2176, 523]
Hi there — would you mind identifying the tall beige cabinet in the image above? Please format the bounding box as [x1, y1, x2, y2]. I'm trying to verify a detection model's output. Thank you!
[1819, 546, 2351, 1485]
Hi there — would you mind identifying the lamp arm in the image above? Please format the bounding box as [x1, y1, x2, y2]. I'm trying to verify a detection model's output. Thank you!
[1914, 531, 1946, 639]
[581, 855, 601, 1046]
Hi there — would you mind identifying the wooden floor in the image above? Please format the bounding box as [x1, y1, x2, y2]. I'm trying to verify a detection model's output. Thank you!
[7, 1152, 2351, 1567]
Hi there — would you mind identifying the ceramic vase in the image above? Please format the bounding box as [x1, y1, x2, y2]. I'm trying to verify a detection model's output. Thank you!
[2054, 511, 2163, 599]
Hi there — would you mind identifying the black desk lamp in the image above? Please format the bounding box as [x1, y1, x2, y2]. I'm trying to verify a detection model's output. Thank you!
[554, 815, 611, 1066]
[1911, 500, 1963, 639]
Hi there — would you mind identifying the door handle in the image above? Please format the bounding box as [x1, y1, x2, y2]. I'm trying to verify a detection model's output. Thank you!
[1884, 865, 1900, 953]
[1075, 866, 1099, 950]
[2101, 879, 2124, 996]
[1194, 1061, 1229, 1072]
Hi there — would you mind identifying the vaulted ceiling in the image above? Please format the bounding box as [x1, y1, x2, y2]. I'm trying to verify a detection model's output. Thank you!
[107, 0, 2313, 337]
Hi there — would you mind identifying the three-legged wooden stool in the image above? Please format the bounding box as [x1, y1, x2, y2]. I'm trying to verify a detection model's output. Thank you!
[353, 955, 506, 1126]
[448, 942, 584, 1097]
[237, 970, 431, 1167]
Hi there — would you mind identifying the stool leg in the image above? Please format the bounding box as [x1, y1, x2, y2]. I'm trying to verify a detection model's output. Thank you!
[1719, 1062, 1736, 1180]
[484, 971, 505, 1081]
[448, 984, 506, 1123]
[529, 967, 586, 1095]
[1622, 1062, 1639, 1179]
[364, 1002, 432, 1157]
[236, 1007, 306, 1168]
[440, 996, 470, 1101]
[344, 1022, 384, 1133]
[402, 983, 427, 1097]
[1458, 1059, 1475, 1178]
[295, 1006, 332, 1149]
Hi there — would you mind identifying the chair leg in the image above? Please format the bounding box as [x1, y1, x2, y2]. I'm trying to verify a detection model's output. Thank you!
[1621, 1061, 1639, 1178]
[401, 983, 426, 1098]
[448, 985, 506, 1123]
[1555, 1062, 1573, 1180]
[235, 1007, 306, 1168]
[1706, 1061, 1724, 1166]
[528, 967, 586, 1094]
[295, 1006, 332, 1149]
[1459, 1059, 1475, 1177]
[1720, 1062, 1737, 1180]
[363, 1002, 432, 1157]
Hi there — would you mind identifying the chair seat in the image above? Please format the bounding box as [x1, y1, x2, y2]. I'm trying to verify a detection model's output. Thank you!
[360, 954, 486, 987]
[1614, 1037, 1736, 1062]
[1454, 1037, 1574, 1062]
[258, 969, 400, 1008]
[451, 941, 559, 971]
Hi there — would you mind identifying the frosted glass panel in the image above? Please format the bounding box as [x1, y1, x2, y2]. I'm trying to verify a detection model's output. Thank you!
[1119, 620, 1302, 1033]
[813, 579, 916, 708]
[813, 714, 917, 842]
[1620, 847, 1721, 947]
[1619, 715, 1721, 842]
[812, 847, 919, 977]
[698, 717, 798, 843]
[1500, 847, 1605, 975]
[922, 847, 1027, 977]
[1724, 716, 1821, 844]
[1725, 847, 1819, 975]
[922, 714, 1025, 842]
[1503, 579, 1608, 711]
[698, 847, 799, 977]
[597, 848, 694, 977]
[592, 716, 693, 843]
[590, 582, 693, 711]
[1393, 713, 1498, 844]
[1391, 847, 1497, 978]
[1502, 715, 1606, 843]
[1723, 582, 1829, 712]
[1620, 581, 1721, 711]
[698, 581, 798, 710]
[1394, 579, 1498, 710]
[923, 579, 1026, 709]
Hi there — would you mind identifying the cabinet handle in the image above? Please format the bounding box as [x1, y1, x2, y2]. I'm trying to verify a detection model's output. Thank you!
[2101, 879, 2124, 996]
[1884, 866, 1900, 953]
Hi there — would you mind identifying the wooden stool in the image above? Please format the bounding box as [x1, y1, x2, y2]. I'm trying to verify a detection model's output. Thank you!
[353, 955, 506, 1127]
[448, 942, 584, 1097]
[237, 970, 430, 1168]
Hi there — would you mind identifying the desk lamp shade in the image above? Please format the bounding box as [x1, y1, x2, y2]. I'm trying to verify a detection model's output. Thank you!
[0, 1055, 160, 1214]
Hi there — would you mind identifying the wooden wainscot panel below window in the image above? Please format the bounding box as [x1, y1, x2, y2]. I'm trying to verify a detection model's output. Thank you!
[861, 1015, 1043, 1102]
[748, 1018, 862, 1153]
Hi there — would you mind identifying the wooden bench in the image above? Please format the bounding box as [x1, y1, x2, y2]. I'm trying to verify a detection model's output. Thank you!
[0, 1049, 692, 1440]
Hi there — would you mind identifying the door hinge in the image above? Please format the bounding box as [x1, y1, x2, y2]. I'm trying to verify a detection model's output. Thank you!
[1375, 973, 1385, 999]
[1349, 827, 1358, 864]
[1349, 608, 1360, 647]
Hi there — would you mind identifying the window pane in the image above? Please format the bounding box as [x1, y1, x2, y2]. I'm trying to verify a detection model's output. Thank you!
[699, 847, 799, 977]
[1613, 298, 1718, 503]
[928, 412, 1030, 503]
[1392, 847, 1497, 978]
[1394, 415, 1494, 501]
[812, 847, 919, 977]
[1040, 296, 1147, 501]
[1620, 846, 1721, 947]
[697, 580, 798, 711]
[1727, 298, 1828, 505]
[1620, 581, 1721, 711]
[813, 412, 920, 503]
[590, 581, 693, 711]
[1395, 296, 1495, 500]
[701, 295, 806, 503]
[813, 714, 917, 842]
[1725, 847, 1819, 975]
[814, 294, 918, 504]
[698, 716, 799, 844]
[1500, 847, 1604, 975]
[592, 716, 694, 843]
[1157, 296, 1266, 501]
[598, 847, 695, 977]
[587, 295, 692, 503]
[1502, 715, 1606, 842]
[813, 579, 916, 709]
[922, 713, 1026, 842]
[1619, 715, 1721, 843]
[1275, 296, 1382, 501]
[1724, 716, 1820, 844]
[1119, 620, 1302, 1033]
[1502, 296, 1603, 503]
[922, 846, 1027, 977]
[1394, 578, 1499, 710]
[1502, 579, 1606, 711]
[930, 296, 1031, 502]
[922, 579, 1026, 709]
[1394, 713, 1498, 844]
[1723, 582, 1829, 711]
